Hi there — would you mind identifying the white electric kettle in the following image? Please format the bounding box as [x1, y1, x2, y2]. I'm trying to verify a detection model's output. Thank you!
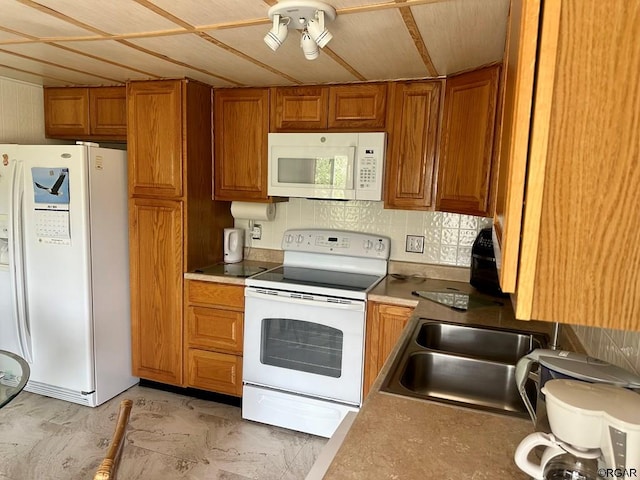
[223, 228, 244, 264]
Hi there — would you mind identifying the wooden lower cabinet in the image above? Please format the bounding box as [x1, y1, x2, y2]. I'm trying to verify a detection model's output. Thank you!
[363, 302, 414, 398]
[129, 198, 183, 385]
[184, 280, 244, 396]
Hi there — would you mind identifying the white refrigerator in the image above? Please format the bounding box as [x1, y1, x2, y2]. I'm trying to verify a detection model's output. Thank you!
[0, 143, 138, 407]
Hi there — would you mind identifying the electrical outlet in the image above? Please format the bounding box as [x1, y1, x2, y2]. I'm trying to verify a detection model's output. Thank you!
[251, 224, 262, 240]
[405, 235, 425, 253]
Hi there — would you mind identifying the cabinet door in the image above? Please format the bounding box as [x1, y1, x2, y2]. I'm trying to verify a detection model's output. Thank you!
[271, 86, 328, 131]
[186, 350, 243, 396]
[130, 198, 184, 385]
[214, 88, 269, 201]
[89, 87, 127, 138]
[44, 87, 90, 138]
[517, 0, 640, 331]
[436, 66, 500, 216]
[384, 81, 442, 210]
[127, 80, 183, 198]
[363, 302, 413, 398]
[492, 0, 541, 293]
[328, 83, 387, 130]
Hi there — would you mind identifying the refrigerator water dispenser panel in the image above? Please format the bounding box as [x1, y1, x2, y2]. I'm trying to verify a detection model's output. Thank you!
[0, 214, 8, 239]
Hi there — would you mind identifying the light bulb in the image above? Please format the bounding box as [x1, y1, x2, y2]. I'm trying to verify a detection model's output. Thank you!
[264, 14, 289, 51]
[300, 30, 319, 60]
[307, 16, 332, 48]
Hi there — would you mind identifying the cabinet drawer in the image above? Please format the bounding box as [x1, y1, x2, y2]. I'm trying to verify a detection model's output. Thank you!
[186, 306, 243, 352]
[186, 349, 242, 396]
[186, 281, 244, 309]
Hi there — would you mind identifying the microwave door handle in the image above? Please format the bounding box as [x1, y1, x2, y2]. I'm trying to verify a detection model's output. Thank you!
[347, 147, 356, 188]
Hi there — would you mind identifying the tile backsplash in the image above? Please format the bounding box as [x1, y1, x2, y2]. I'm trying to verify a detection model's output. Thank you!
[236, 198, 492, 267]
[571, 325, 640, 376]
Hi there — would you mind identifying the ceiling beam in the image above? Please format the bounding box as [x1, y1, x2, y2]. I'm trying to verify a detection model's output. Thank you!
[13, 0, 246, 86]
[0, 62, 82, 85]
[134, 0, 303, 85]
[2, 0, 450, 45]
[395, 0, 438, 76]
[0, 47, 121, 83]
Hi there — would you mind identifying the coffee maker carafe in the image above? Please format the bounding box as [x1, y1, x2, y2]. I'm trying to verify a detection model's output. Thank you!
[514, 379, 640, 480]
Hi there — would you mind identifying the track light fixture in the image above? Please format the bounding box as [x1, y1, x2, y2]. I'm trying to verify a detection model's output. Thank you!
[264, 1, 337, 60]
[300, 29, 319, 60]
[264, 14, 290, 51]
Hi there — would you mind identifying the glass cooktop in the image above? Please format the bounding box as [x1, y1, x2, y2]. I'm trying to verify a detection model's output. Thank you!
[192, 262, 269, 278]
[249, 266, 383, 292]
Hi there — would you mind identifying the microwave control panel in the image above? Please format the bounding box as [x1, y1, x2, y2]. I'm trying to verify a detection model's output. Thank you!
[355, 133, 386, 201]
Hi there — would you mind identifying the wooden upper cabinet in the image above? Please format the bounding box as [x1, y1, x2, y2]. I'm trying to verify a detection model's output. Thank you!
[493, 0, 541, 294]
[44, 86, 126, 140]
[328, 83, 387, 130]
[271, 83, 388, 131]
[494, 0, 640, 332]
[436, 66, 500, 216]
[384, 81, 442, 210]
[44, 88, 90, 137]
[271, 86, 328, 131]
[89, 87, 127, 138]
[214, 88, 270, 201]
[127, 80, 183, 198]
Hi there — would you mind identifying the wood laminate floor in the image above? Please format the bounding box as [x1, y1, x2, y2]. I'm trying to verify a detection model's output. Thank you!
[0, 385, 327, 479]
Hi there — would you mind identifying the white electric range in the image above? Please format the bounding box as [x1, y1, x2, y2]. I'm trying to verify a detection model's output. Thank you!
[242, 228, 390, 438]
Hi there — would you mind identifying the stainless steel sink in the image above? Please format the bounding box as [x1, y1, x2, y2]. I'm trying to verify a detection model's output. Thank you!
[415, 322, 544, 364]
[381, 319, 546, 418]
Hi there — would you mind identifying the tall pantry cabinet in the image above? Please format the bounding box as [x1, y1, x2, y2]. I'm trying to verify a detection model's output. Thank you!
[127, 79, 233, 385]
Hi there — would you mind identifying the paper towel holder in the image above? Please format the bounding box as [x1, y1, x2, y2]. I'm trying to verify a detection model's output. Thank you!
[230, 201, 276, 221]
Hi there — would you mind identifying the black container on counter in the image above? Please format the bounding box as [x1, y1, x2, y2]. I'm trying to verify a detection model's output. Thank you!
[470, 227, 507, 297]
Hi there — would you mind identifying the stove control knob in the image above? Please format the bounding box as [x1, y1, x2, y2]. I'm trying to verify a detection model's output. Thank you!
[296, 234, 305, 244]
[284, 234, 294, 244]
[375, 242, 386, 252]
[363, 240, 374, 250]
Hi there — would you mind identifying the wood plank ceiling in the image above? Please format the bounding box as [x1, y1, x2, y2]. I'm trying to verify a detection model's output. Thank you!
[0, 0, 510, 87]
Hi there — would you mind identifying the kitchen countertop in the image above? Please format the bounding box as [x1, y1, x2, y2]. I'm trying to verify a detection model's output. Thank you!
[184, 260, 280, 285]
[185, 260, 581, 478]
[322, 288, 561, 480]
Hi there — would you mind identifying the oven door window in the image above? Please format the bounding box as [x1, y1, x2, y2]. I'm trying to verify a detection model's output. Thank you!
[261, 318, 343, 378]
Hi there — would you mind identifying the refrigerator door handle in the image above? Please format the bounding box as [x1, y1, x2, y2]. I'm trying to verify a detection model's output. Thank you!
[9, 160, 32, 363]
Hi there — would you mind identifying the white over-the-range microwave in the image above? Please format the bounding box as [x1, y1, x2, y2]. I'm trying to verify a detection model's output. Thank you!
[267, 132, 386, 201]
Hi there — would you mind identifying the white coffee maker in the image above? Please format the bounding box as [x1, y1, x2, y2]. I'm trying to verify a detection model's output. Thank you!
[514, 379, 640, 480]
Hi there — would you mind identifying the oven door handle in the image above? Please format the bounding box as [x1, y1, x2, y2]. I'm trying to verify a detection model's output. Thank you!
[245, 288, 365, 311]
